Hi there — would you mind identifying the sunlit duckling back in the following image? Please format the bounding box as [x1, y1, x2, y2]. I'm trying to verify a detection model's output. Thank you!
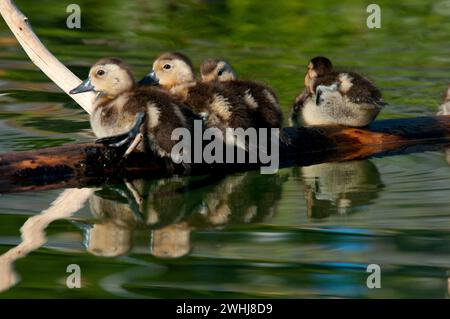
[70, 58, 191, 159]
[200, 59, 283, 131]
[140, 52, 257, 149]
[437, 85, 450, 115]
[290, 56, 386, 127]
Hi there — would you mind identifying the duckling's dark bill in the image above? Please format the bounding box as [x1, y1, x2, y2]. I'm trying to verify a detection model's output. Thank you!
[70, 78, 95, 94]
[138, 71, 159, 86]
[315, 89, 323, 106]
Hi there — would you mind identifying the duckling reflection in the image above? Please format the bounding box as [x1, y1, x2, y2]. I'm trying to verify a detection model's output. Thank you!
[298, 160, 383, 218]
[83, 177, 198, 257]
[82, 173, 287, 259]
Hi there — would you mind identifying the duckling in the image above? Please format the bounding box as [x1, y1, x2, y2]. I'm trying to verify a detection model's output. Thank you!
[69, 58, 192, 160]
[437, 85, 450, 115]
[290, 56, 386, 127]
[200, 59, 236, 82]
[289, 56, 332, 126]
[200, 59, 283, 131]
[139, 52, 257, 149]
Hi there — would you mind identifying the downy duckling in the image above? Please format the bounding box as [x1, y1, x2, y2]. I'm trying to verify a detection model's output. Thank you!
[290, 56, 386, 127]
[200, 59, 283, 130]
[139, 52, 257, 149]
[289, 56, 332, 126]
[437, 85, 450, 115]
[70, 58, 191, 159]
[200, 59, 236, 82]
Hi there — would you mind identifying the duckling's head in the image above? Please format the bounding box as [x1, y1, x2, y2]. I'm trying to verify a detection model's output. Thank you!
[70, 58, 135, 98]
[139, 52, 195, 90]
[200, 59, 236, 82]
[305, 56, 333, 92]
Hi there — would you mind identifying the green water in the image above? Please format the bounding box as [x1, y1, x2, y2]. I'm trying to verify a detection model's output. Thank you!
[0, 0, 450, 298]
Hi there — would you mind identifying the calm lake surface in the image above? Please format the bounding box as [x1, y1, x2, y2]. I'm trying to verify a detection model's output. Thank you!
[0, 0, 450, 298]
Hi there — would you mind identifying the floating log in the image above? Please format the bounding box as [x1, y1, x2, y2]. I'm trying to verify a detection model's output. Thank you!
[1, 115, 449, 193]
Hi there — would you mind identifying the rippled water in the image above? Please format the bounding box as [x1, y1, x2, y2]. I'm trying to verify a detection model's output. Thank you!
[0, 0, 449, 298]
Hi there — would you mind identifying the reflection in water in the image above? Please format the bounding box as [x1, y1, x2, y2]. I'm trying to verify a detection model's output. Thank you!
[84, 173, 287, 259]
[0, 172, 286, 292]
[298, 160, 383, 218]
[0, 188, 93, 292]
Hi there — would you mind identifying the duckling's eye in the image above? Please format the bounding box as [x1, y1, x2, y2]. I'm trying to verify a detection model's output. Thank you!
[163, 64, 172, 70]
[97, 69, 105, 76]
[218, 70, 224, 76]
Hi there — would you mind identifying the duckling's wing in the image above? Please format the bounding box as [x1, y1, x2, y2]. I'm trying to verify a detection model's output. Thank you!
[346, 73, 387, 107]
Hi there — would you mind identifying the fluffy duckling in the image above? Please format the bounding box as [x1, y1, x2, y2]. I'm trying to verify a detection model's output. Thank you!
[200, 59, 236, 82]
[200, 59, 283, 130]
[289, 56, 332, 126]
[139, 52, 256, 149]
[70, 58, 191, 159]
[437, 85, 450, 115]
[290, 56, 386, 127]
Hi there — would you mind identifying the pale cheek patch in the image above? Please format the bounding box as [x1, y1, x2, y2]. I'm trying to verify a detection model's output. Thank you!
[202, 73, 216, 83]
[174, 60, 195, 84]
[244, 89, 258, 109]
[146, 103, 161, 129]
[309, 70, 317, 79]
[338, 73, 353, 93]
[210, 94, 232, 121]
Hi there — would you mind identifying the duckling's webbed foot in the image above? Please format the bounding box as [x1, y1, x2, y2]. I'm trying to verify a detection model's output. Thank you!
[95, 112, 147, 156]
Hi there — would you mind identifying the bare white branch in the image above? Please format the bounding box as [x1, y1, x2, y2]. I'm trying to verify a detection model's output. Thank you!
[0, 0, 94, 114]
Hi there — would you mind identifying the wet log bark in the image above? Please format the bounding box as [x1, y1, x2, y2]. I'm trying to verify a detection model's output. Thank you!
[1, 115, 449, 193]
